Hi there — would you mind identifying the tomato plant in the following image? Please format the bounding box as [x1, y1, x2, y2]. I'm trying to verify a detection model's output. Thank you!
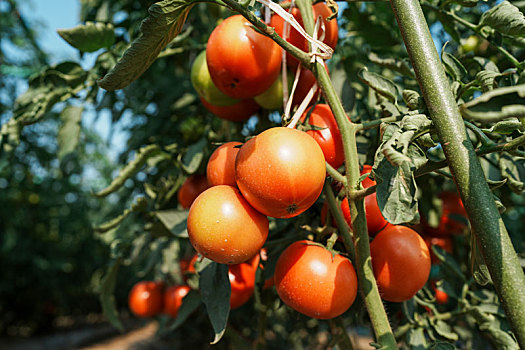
[421, 191, 468, 236]
[128, 281, 164, 318]
[274, 240, 358, 319]
[229, 261, 256, 309]
[206, 15, 282, 99]
[164, 285, 191, 317]
[187, 185, 269, 264]
[206, 141, 242, 186]
[178, 175, 210, 209]
[235, 127, 326, 218]
[370, 225, 431, 302]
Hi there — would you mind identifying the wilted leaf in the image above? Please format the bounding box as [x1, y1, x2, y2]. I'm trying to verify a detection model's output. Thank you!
[98, 0, 198, 90]
[58, 22, 115, 52]
[95, 144, 162, 197]
[407, 328, 428, 350]
[403, 89, 424, 110]
[460, 85, 525, 122]
[154, 209, 189, 237]
[358, 68, 399, 103]
[498, 152, 524, 193]
[58, 105, 83, 159]
[432, 320, 459, 341]
[476, 70, 501, 92]
[200, 262, 230, 344]
[100, 259, 124, 331]
[94, 197, 148, 233]
[479, 1, 525, 37]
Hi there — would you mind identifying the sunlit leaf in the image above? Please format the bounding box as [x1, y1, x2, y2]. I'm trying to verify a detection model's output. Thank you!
[58, 22, 115, 52]
[358, 68, 399, 103]
[58, 105, 83, 159]
[479, 1, 525, 37]
[460, 85, 525, 122]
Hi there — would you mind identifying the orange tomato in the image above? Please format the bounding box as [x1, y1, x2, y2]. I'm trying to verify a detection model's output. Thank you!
[235, 127, 326, 218]
[370, 225, 431, 302]
[300, 104, 344, 169]
[206, 141, 242, 187]
[164, 285, 191, 318]
[229, 262, 257, 309]
[421, 191, 468, 236]
[177, 175, 210, 209]
[274, 240, 358, 319]
[422, 235, 453, 264]
[128, 281, 164, 318]
[187, 185, 269, 264]
[206, 15, 282, 99]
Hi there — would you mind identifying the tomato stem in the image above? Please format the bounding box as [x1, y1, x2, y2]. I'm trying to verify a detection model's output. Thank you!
[295, 0, 397, 347]
[390, 0, 525, 346]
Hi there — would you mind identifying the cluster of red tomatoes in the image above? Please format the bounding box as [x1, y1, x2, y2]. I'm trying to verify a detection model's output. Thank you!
[128, 280, 190, 319]
[190, 2, 338, 121]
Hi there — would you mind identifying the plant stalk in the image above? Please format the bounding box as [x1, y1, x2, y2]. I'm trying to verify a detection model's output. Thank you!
[390, 0, 525, 347]
[296, 0, 397, 347]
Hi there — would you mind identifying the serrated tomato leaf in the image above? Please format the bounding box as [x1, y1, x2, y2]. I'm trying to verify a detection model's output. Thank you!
[98, 0, 198, 90]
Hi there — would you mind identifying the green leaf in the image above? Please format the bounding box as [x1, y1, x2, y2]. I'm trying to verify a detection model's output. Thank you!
[498, 152, 524, 193]
[95, 144, 162, 197]
[403, 89, 424, 110]
[94, 197, 148, 233]
[407, 328, 428, 350]
[481, 119, 524, 134]
[479, 1, 525, 37]
[476, 70, 501, 92]
[460, 85, 525, 122]
[368, 52, 414, 77]
[57, 22, 115, 52]
[200, 262, 230, 344]
[441, 47, 467, 82]
[99, 259, 124, 331]
[470, 56, 500, 73]
[358, 68, 399, 103]
[98, 0, 198, 90]
[431, 320, 459, 341]
[180, 137, 207, 174]
[154, 209, 189, 237]
[430, 342, 456, 350]
[58, 106, 83, 159]
[436, 11, 460, 43]
[164, 291, 202, 333]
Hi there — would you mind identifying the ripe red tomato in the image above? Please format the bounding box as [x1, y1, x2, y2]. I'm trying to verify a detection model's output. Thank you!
[164, 285, 191, 317]
[128, 281, 164, 318]
[187, 185, 269, 264]
[274, 240, 358, 319]
[178, 174, 210, 209]
[180, 254, 199, 282]
[300, 104, 344, 169]
[291, 64, 328, 108]
[207, 142, 242, 187]
[206, 15, 282, 99]
[200, 97, 260, 122]
[431, 280, 449, 305]
[421, 191, 468, 236]
[229, 262, 256, 309]
[270, 2, 338, 69]
[235, 127, 326, 218]
[370, 225, 431, 302]
[423, 235, 453, 264]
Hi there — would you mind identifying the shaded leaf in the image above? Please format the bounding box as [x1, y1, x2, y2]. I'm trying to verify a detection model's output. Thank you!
[460, 85, 525, 122]
[368, 52, 414, 77]
[95, 144, 162, 197]
[154, 209, 189, 237]
[358, 68, 399, 103]
[94, 197, 148, 233]
[479, 1, 525, 37]
[498, 152, 524, 193]
[100, 259, 124, 331]
[451, 0, 478, 7]
[403, 89, 424, 110]
[476, 70, 501, 92]
[441, 47, 467, 82]
[407, 328, 428, 350]
[200, 262, 230, 344]
[436, 11, 460, 43]
[432, 320, 459, 341]
[58, 105, 83, 159]
[58, 22, 115, 52]
[98, 0, 197, 90]
[430, 342, 456, 350]
[180, 137, 207, 174]
[164, 291, 202, 333]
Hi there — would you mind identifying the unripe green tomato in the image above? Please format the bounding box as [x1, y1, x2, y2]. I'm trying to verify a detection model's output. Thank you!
[191, 50, 239, 106]
[254, 73, 293, 110]
[461, 35, 479, 53]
